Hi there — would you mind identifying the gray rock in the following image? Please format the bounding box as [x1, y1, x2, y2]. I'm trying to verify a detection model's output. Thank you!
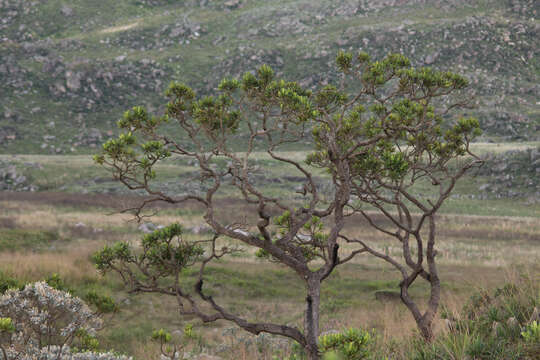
[425, 51, 439, 65]
[531, 147, 540, 160]
[506, 317, 519, 328]
[65, 70, 82, 91]
[170, 27, 186, 38]
[138, 222, 164, 233]
[479, 183, 490, 191]
[61, 5, 74, 16]
[224, 0, 241, 9]
[191, 224, 212, 234]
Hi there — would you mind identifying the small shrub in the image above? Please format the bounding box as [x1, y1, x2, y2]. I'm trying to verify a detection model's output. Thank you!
[319, 328, 372, 360]
[521, 321, 539, 343]
[0, 273, 21, 295]
[0, 282, 102, 358]
[411, 280, 539, 360]
[45, 272, 73, 292]
[151, 324, 201, 360]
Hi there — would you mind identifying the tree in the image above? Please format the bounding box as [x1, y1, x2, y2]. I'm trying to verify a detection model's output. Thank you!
[94, 52, 481, 359]
[308, 52, 483, 341]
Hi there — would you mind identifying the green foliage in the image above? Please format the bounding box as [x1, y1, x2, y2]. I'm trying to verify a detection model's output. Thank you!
[151, 328, 172, 343]
[165, 82, 196, 116]
[192, 95, 241, 133]
[73, 329, 100, 352]
[319, 328, 372, 360]
[93, 224, 204, 280]
[0, 272, 22, 295]
[95, 109, 172, 184]
[411, 280, 539, 360]
[46, 273, 72, 293]
[336, 51, 353, 72]
[315, 85, 347, 110]
[93, 242, 133, 273]
[141, 223, 204, 270]
[151, 325, 201, 359]
[218, 78, 240, 92]
[309, 53, 482, 188]
[521, 321, 539, 343]
[183, 323, 195, 339]
[0, 317, 14, 333]
[85, 290, 118, 314]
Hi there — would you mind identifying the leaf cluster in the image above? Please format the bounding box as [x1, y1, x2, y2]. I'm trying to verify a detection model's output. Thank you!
[93, 224, 204, 277]
[319, 328, 372, 360]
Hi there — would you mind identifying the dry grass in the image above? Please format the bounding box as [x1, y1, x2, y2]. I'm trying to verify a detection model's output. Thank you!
[0, 241, 102, 284]
[0, 192, 539, 359]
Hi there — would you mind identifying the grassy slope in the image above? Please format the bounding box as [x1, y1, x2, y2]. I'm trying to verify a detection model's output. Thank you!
[0, 0, 538, 153]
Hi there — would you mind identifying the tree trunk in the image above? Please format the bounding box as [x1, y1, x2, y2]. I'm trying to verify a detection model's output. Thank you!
[304, 277, 321, 360]
[420, 215, 441, 343]
[418, 317, 435, 342]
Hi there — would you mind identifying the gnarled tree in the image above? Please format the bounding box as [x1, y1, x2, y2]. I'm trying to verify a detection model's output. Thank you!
[94, 52, 481, 359]
[308, 52, 483, 341]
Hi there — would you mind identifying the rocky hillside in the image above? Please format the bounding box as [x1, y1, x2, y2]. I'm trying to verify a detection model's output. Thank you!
[0, 0, 538, 153]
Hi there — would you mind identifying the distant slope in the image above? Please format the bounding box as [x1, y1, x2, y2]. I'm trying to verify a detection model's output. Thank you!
[0, 0, 538, 153]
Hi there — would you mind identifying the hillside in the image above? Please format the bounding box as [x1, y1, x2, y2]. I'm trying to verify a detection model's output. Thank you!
[0, 0, 538, 153]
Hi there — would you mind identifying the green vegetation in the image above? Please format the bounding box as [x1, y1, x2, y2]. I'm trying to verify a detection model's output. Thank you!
[91, 47, 492, 356]
[0, 228, 58, 252]
[0, 193, 538, 358]
[1, 145, 539, 218]
[319, 328, 372, 360]
[1, 1, 539, 358]
[1, 0, 538, 153]
[411, 280, 540, 360]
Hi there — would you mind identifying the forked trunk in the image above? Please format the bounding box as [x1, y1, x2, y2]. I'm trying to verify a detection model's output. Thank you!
[400, 271, 440, 343]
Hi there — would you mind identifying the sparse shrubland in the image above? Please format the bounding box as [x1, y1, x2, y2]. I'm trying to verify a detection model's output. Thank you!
[0, 193, 538, 358]
[0, 1, 539, 356]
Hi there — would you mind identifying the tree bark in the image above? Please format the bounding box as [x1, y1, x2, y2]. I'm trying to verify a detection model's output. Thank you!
[304, 276, 321, 360]
[420, 215, 441, 342]
[418, 317, 435, 342]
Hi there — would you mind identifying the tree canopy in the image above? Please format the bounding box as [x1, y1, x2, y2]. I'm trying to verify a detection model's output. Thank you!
[94, 51, 482, 359]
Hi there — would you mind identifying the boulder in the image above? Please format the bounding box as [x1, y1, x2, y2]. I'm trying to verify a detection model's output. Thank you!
[65, 70, 82, 91]
[138, 222, 164, 233]
[61, 5, 74, 16]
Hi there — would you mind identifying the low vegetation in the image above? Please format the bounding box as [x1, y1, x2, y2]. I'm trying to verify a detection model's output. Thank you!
[0, 190, 538, 358]
[0, 3, 538, 354]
